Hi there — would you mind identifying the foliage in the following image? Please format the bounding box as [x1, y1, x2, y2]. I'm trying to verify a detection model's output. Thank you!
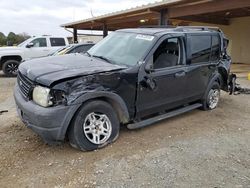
[0, 32, 31, 46]
[0, 32, 6, 46]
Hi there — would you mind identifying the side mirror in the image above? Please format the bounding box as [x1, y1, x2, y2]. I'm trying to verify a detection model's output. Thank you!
[26, 42, 34, 48]
[145, 63, 154, 73]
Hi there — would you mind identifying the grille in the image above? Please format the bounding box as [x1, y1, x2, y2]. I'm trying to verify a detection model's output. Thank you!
[17, 72, 34, 99]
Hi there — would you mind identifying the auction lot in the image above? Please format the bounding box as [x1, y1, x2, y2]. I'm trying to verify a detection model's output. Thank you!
[0, 64, 250, 188]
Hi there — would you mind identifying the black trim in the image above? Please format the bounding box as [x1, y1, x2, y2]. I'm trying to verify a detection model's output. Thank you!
[127, 103, 202, 129]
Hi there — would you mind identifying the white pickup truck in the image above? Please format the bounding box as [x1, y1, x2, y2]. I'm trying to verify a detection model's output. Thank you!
[0, 36, 69, 76]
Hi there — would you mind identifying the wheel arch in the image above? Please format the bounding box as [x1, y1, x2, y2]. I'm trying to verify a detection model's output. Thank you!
[61, 92, 130, 141]
[209, 72, 222, 86]
[200, 73, 222, 110]
[70, 92, 130, 124]
[202, 72, 221, 101]
[218, 66, 229, 91]
[0, 55, 22, 69]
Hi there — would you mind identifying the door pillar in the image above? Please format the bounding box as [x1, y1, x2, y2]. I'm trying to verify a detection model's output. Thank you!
[73, 28, 78, 43]
[103, 23, 108, 38]
[159, 9, 168, 26]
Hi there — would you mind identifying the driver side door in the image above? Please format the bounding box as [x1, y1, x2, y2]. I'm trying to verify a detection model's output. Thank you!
[24, 37, 49, 59]
[136, 34, 189, 118]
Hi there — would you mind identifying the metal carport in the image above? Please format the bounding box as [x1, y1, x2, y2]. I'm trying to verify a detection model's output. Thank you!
[61, 0, 250, 64]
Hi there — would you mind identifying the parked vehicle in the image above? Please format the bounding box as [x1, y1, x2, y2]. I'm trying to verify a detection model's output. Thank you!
[0, 36, 69, 76]
[50, 43, 95, 56]
[14, 26, 233, 151]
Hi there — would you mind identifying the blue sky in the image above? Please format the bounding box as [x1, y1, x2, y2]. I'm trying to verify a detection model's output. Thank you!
[0, 0, 158, 37]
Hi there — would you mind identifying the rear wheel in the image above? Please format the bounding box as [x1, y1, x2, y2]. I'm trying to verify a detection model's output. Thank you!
[68, 100, 120, 151]
[2, 60, 19, 77]
[201, 82, 220, 110]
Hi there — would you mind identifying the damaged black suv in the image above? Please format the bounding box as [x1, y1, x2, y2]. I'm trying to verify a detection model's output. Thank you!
[14, 26, 232, 151]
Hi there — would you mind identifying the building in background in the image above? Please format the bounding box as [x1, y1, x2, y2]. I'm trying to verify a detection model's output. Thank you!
[62, 0, 250, 64]
[67, 34, 103, 44]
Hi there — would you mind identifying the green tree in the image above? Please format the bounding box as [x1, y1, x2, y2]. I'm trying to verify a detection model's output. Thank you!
[3, 32, 31, 46]
[0, 32, 6, 46]
[16, 32, 30, 44]
[7, 32, 17, 46]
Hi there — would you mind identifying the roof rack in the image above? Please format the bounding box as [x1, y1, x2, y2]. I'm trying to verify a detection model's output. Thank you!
[138, 25, 176, 28]
[175, 26, 222, 32]
[138, 25, 222, 32]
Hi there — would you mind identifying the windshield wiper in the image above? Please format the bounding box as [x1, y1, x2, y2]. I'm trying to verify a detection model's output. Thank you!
[92, 55, 113, 64]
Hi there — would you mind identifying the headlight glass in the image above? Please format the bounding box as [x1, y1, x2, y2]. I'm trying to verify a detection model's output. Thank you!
[32, 86, 53, 107]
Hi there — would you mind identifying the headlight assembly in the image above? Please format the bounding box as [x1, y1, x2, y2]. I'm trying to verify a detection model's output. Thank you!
[32, 86, 53, 107]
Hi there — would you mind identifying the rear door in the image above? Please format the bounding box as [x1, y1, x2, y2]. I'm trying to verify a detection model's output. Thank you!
[48, 37, 67, 54]
[136, 34, 189, 118]
[184, 34, 217, 101]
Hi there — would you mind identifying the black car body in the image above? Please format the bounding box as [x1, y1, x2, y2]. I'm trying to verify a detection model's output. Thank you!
[14, 26, 232, 151]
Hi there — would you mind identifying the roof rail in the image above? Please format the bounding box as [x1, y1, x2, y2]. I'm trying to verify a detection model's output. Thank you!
[175, 26, 222, 32]
[138, 25, 222, 32]
[138, 25, 176, 29]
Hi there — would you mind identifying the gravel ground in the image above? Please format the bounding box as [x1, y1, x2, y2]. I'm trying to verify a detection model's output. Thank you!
[0, 68, 250, 188]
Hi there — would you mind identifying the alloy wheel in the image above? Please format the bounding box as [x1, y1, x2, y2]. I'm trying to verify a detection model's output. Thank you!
[208, 89, 220, 109]
[83, 112, 112, 145]
[6, 63, 18, 74]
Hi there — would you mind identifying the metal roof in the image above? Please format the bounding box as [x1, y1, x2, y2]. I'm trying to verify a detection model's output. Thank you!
[61, 0, 250, 31]
[61, 0, 186, 28]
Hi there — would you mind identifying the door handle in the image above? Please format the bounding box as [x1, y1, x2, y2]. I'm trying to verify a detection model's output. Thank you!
[175, 71, 186, 77]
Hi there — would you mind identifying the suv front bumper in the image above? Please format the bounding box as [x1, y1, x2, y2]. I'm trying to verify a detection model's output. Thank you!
[14, 86, 80, 144]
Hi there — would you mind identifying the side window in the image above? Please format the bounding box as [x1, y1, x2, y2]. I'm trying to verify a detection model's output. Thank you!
[71, 45, 94, 53]
[31, 38, 47, 47]
[190, 35, 211, 64]
[50, 38, 66, 47]
[153, 38, 180, 69]
[211, 35, 220, 61]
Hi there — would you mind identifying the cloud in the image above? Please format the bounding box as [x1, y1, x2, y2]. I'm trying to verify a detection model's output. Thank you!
[0, 0, 157, 37]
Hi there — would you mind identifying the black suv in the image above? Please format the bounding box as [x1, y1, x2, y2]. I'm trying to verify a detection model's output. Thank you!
[14, 26, 232, 151]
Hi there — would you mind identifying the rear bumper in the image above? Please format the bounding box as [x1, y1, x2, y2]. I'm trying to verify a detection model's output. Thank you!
[14, 86, 80, 144]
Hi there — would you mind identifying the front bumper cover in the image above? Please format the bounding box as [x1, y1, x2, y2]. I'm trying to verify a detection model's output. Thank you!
[14, 86, 80, 144]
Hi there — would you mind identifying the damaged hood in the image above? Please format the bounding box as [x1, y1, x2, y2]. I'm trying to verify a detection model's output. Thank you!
[18, 54, 126, 86]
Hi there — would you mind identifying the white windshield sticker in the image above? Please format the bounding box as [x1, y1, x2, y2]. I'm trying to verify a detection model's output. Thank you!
[136, 34, 154, 41]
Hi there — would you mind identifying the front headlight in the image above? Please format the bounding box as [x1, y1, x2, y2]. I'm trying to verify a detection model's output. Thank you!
[32, 86, 53, 107]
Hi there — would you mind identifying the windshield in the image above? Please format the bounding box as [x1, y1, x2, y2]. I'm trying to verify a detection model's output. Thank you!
[50, 45, 73, 56]
[17, 38, 31, 47]
[88, 32, 155, 66]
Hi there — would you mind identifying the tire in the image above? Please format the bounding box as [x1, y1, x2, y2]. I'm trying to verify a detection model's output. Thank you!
[2, 60, 19, 77]
[201, 81, 220, 111]
[68, 100, 120, 151]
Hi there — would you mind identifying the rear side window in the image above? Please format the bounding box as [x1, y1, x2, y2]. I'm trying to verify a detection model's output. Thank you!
[50, 38, 66, 47]
[211, 35, 220, 61]
[190, 35, 211, 64]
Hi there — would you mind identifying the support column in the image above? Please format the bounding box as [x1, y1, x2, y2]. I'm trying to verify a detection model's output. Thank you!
[159, 9, 168, 26]
[103, 23, 108, 38]
[73, 28, 78, 43]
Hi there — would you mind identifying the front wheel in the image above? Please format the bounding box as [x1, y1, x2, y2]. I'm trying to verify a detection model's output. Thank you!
[2, 60, 19, 77]
[201, 82, 221, 110]
[68, 100, 120, 151]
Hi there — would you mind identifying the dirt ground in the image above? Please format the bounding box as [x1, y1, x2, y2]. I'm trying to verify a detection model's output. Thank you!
[0, 65, 250, 188]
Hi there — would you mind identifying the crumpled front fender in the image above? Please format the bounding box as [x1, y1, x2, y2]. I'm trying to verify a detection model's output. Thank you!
[68, 91, 130, 124]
